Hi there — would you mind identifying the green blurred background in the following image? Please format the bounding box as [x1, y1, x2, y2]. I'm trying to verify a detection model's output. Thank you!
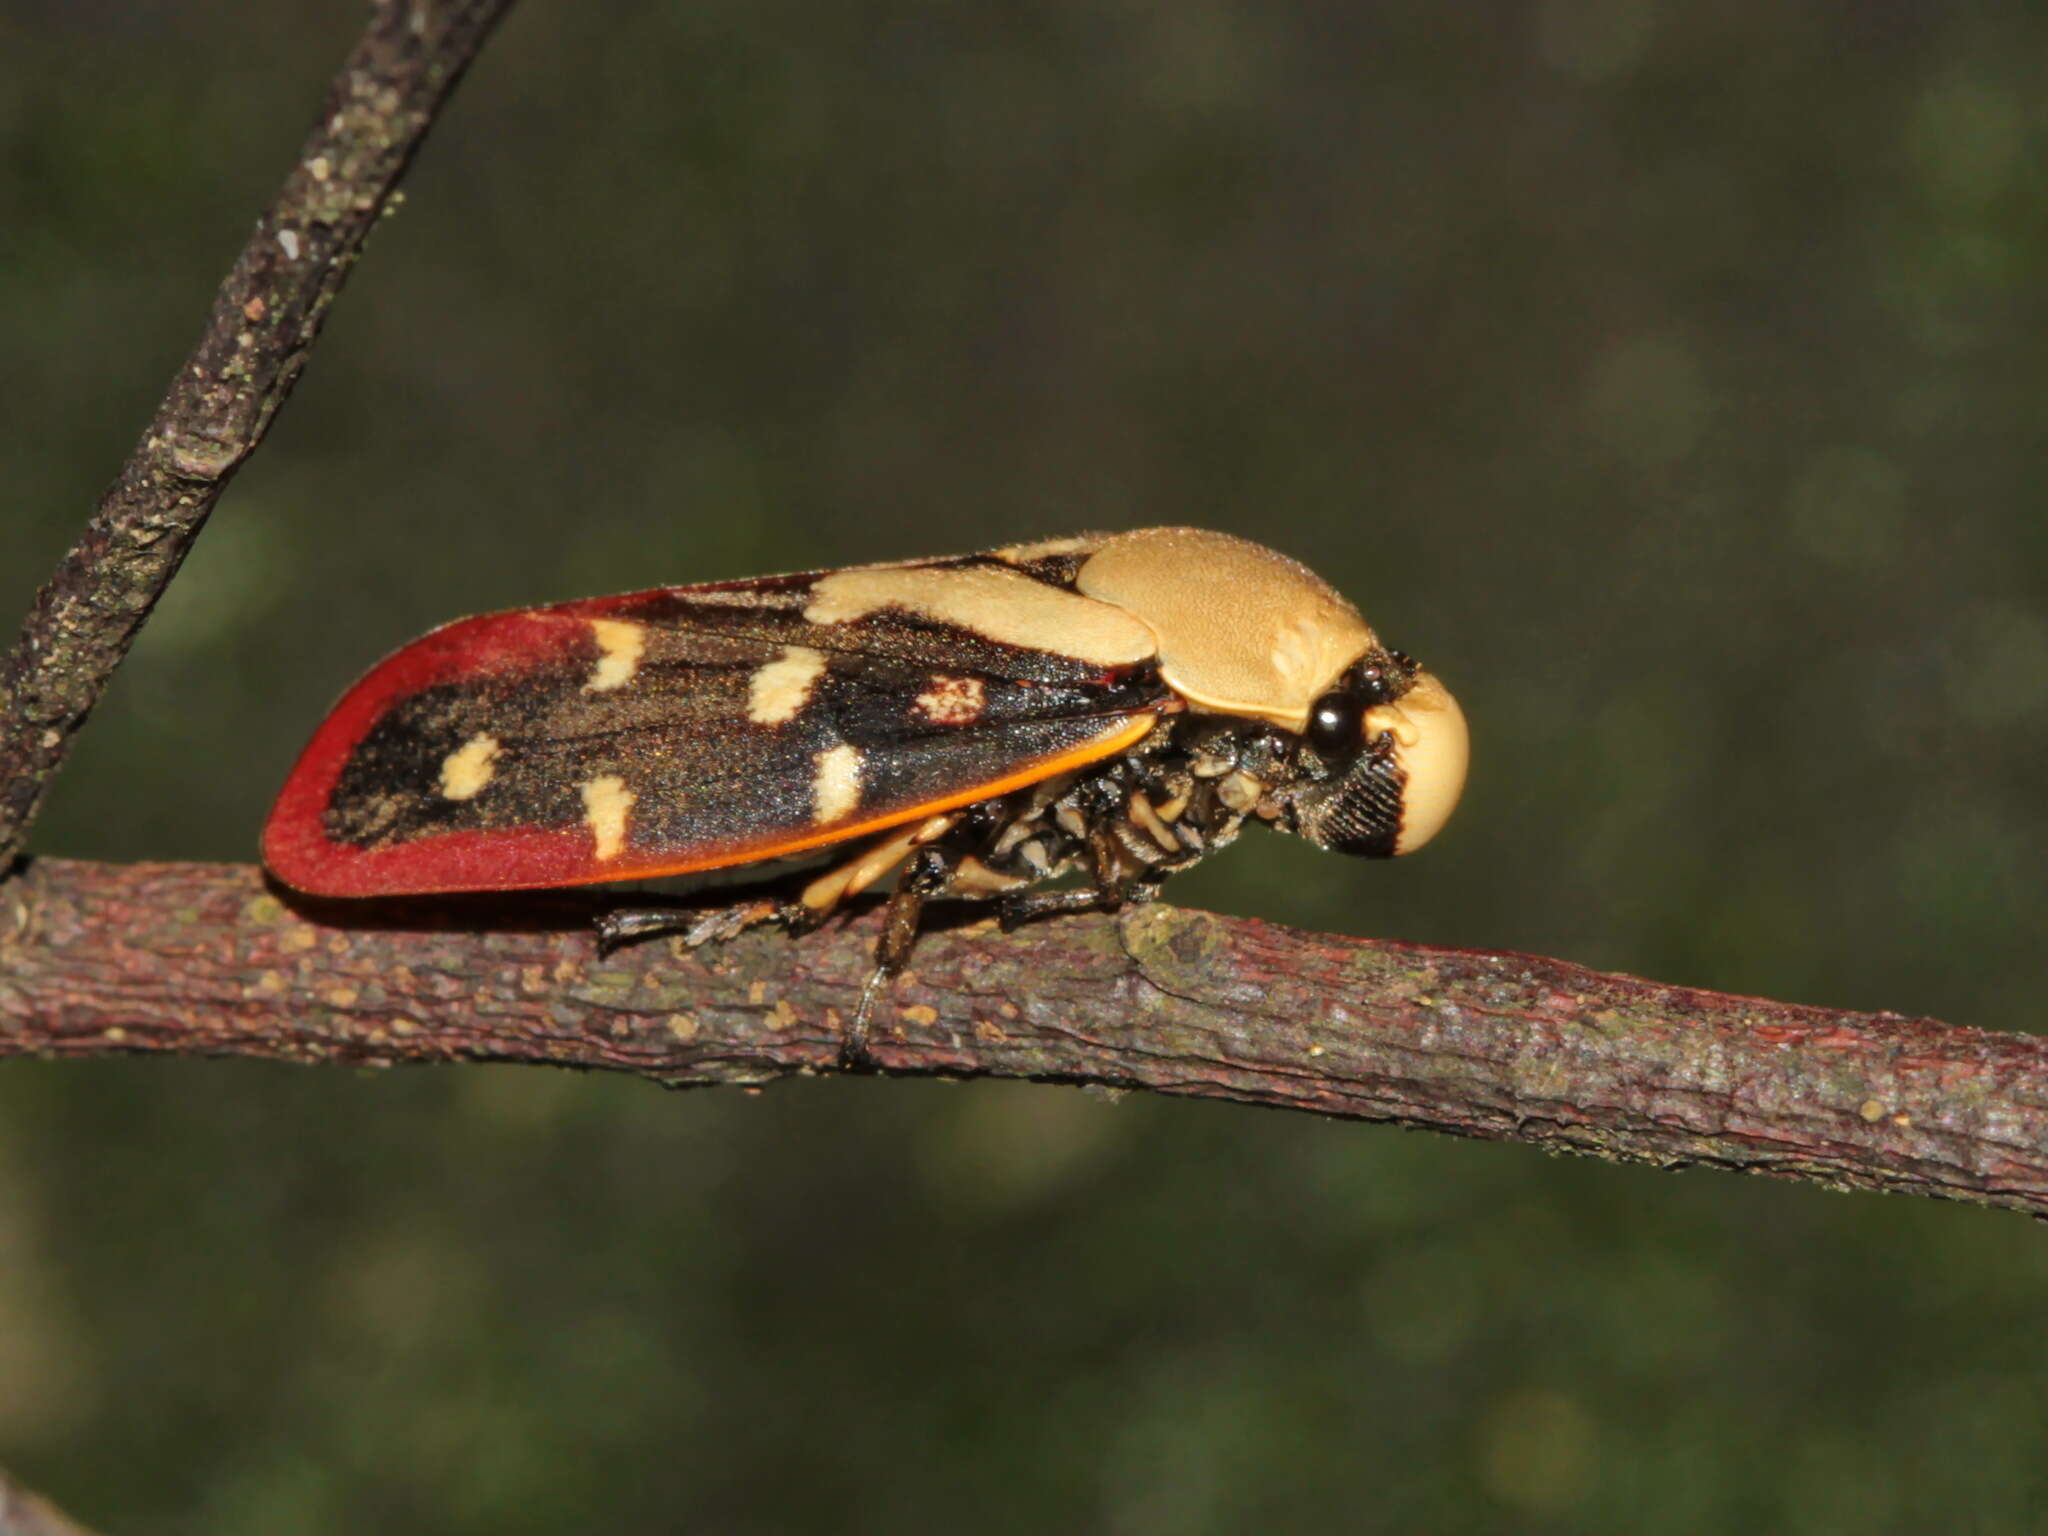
[4, 1, 2046, 1529]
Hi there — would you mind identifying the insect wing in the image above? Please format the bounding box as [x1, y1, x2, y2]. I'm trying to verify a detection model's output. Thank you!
[264, 570, 1167, 897]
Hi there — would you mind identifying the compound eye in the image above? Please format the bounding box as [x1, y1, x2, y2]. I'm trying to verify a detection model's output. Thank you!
[1306, 688, 1364, 761]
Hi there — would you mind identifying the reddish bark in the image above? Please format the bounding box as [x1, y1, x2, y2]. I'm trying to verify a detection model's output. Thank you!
[5, 858, 2043, 1219]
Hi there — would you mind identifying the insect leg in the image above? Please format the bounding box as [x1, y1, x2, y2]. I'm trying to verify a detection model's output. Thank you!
[796, 815, 954, 925]
[995, 886, 1109, 930]
[593, 814, 958, 957]
[994, 818, 1139, 931]
[845, 843, 958, 1069]
[594, 897, 788, 954]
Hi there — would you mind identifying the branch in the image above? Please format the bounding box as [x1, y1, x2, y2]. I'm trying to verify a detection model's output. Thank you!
[0, 1468, 100, 1536]
[0, 0, 518, 865]
[4, 859, 2043, 1219]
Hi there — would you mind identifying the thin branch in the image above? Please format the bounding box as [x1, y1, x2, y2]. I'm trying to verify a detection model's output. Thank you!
[3, 858, 2043, 1219]
[0, 0, 518, 866]
[0, 1468, 101, 1536]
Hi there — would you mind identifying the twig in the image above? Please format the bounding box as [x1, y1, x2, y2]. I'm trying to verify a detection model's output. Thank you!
[4, 857, 2043, 1219]
[0, 0, 518, 866]
[0, 1467, 101, 1536]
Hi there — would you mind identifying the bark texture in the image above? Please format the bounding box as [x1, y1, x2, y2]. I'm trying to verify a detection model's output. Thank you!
[4, 858, 2043, 1218]
[0, 0, 518, 864]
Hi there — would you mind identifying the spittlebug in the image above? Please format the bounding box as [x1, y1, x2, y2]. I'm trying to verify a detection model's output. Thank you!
[264, 528, 1469, 1054]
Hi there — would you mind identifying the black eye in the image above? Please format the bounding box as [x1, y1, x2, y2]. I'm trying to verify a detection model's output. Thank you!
[1307, 689, 1363, 760]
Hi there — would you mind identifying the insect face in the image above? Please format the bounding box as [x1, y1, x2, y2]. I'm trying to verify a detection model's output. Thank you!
[1282, 664, 1470, 858]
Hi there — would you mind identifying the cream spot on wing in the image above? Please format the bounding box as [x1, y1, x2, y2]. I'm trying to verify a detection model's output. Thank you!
[584, 620, 647, 692]
[914, 674, 985, 725]
[747, 645, 828, 725]
[803, 566, 1155, 667]
[581, 774, 636, 861]
[811, 744, 863, 825]
[438, 733, 501, 800]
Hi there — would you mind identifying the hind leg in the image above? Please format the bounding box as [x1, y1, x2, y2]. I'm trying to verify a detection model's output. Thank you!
[842, 843, 963, 1068]
[594, 815, 962, 955]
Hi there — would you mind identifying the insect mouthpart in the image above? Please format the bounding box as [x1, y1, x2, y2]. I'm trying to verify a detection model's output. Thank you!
[1289, 669, 1469, 858]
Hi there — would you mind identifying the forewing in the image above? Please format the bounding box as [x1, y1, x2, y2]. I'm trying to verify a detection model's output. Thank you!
[264, 562, 1167, 896]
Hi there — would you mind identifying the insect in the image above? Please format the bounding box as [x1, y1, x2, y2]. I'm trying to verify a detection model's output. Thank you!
[264, 528, 1468, 1057]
